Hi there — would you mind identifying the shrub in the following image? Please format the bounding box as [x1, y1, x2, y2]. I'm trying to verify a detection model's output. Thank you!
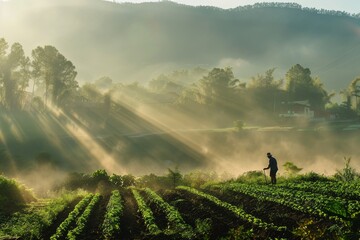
[235, 171, 265, 184]
[334, 157, 359, 182]
[0, 175, 35, 213]
[288, 171, 331, 182]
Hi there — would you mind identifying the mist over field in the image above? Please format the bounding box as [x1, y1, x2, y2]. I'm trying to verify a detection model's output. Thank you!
[1, 0, 360, 90]
[1, 0, 360, 192]
[1, 3, 360, 239]
[1, 105, 359, 180]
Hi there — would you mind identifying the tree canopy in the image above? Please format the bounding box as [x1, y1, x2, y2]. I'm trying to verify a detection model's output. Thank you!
[285, 64, 329, 110]
[31, 45, 78, 107]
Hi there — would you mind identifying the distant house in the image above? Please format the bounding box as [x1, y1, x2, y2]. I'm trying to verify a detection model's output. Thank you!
[279, 100, 314, 119]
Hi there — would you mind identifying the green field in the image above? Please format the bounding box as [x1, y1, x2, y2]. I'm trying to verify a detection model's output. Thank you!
[1, 172, 359, 240]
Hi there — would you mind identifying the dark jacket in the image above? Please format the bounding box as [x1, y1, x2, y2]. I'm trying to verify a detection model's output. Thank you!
[268, 156, 278, 171]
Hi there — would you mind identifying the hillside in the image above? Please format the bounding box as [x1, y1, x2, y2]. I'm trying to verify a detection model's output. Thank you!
[1, 0, 360, 90]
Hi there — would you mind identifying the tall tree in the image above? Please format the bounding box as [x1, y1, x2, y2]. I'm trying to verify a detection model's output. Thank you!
[285, 64, 329, 110]
[0, 39, 30, 110]
[31, 45, 78, 107]
[248, 68, 282, 89]
[348, 77, 360, 112]
[247, 68, 283, 114]
[196, 67, 240, 108]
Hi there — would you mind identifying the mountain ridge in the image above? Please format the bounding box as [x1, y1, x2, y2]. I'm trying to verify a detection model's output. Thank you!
[1, 0, 360, 91]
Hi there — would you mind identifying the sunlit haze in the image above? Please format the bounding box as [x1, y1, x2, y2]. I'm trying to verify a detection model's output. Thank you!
[0, 0, 359, 192]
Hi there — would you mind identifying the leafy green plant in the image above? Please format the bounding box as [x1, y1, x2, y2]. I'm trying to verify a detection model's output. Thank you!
[102, 190, 123, 240]
[195, 218, 212, 240]
[177, 186, 287, 232]
[209, 182, 354, 226]
[142, 188, 193, 238]
[50, 193, 94, 240]
[289, 171, 330, 182]
[67, 193, 101, 239]
[0, 191, 82, 239]
[131, 188, 161, 235]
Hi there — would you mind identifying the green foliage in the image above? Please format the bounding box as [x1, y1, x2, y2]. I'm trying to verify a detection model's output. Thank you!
[285, 64, 330, 110]
[348, 77, 360, 112]
[289, 171, 330, 182]
[137, 174, 169, 190]
[183, 171, 220, 188]
[91, 169, 109, 182]
[67, 193, 101, 239]
[209, 182, 355, 228]
[102, 190, 123, 240]
[196, 67, 240, 108]
[0, 175, 35, 213]
[177, 186, 287, 232]
[293, 219, 327, 239]
[221, 225, 254, 240]
[50, 193, 94, 240]
[235, 171, 265, 184]
[326, 102, 357, 119]
[31, 45, 78, 107]
[109, 174, 123, 187]
[248, 68, 282, 89]
[131, 188, 161, 235]
[334, 157, 359, 182]
[195, 218, 212, 240]
[61, 170, 135, 193]
[0, 191, 82, 239]
[0, 39, 30, 110]
[282, 161, 302, 176]
[142, 188, 193, 237]
[122, 174, 136, 187]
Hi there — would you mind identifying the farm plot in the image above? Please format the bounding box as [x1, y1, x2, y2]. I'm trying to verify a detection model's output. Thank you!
[205, 182, 360, 239]
[1, 182, 359, 239]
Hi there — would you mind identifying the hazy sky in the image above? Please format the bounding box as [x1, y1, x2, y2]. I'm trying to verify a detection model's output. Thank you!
[110, 0, 360, 14]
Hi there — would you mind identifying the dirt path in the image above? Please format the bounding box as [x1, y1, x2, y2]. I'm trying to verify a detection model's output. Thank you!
[120, 189, 144, 240]
[85, 194, 109, 240]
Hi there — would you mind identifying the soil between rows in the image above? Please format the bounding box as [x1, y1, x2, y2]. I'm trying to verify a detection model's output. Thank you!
[159, 189, 294, 239]
[39, 186, 352, 240]
[204, 187, 348, 239]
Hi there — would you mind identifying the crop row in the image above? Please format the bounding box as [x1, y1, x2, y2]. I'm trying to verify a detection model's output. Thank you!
[50, 193, 94, 240]
[67, 193, 101, 239]
[102, 190, 123, 240]
[213, 183, 353, 225]
[141, 188, 193, 238]
[278, 181, 360, 201]
[176, 186, 287, 232]
[263, 183, 360, 218]
[131, 188, 161, 235]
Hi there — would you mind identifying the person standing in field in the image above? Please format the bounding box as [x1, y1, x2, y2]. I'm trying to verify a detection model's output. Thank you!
[263, 152, 278, 184]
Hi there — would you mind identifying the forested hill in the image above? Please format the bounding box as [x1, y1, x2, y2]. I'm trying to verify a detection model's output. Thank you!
[2, 0, 360, 90]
